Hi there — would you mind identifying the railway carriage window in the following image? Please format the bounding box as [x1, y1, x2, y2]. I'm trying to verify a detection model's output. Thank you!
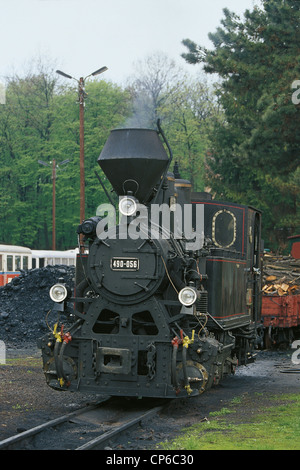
[23, 256, 28, 270]
[15, 256, 21, 270]
[0, 255, 2, 271]
[7, 255, 13, 271]
[212, 209, 236, 248]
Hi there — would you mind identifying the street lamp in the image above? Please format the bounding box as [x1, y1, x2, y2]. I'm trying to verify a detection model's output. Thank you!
[38, 159, 70, 250]
[56, 66, 108, 250]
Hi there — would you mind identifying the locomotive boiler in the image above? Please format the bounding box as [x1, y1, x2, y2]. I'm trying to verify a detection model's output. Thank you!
[38, 125, 263, 398]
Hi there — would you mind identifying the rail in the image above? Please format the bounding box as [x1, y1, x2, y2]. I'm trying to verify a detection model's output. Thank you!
[0, 398, 165, 450]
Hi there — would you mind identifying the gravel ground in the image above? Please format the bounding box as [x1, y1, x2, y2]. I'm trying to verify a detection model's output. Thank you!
[0, 346, 100, 441]
[0, 346, 299, 449]
[0, 268, 299, 449]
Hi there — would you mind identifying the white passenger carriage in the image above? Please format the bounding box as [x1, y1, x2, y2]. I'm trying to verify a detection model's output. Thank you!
[0, 245, 78, 285]
[0, 244, 32, 286]
[31, 249, 77, 269]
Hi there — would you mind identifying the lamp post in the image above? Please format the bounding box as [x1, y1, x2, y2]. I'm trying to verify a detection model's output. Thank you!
[38, 159, 70, 250]
[56, 66, 108, 249]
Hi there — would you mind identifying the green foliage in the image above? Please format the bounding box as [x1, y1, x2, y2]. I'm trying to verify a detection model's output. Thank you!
[182, 0, 300, 250]
[0, 55, 220, 250]
[157, 78, 219, 190]
[0, 69, 131, 249]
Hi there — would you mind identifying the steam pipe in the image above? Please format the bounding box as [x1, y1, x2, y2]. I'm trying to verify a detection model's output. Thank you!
[58, 322, 82, 385]
[153, 119, 173, 203]
[157, 119, 173, 163]
[54, 340, 64, 385]
[182, 346, 189, 389]
[172, 343, 179, 392]
[94, 170, 115, 206]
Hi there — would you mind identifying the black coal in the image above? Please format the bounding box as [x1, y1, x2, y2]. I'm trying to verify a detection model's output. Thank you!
[0, 266, 75, 348]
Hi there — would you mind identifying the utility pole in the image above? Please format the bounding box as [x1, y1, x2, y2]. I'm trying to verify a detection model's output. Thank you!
[56, 66, 108, 250]
[38, 159, 70, 250]
[79, 77, 85, 230]
[52, 159, 56, 251]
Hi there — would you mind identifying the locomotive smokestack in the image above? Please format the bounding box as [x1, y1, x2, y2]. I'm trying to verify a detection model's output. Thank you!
[98, 128, 169, 204]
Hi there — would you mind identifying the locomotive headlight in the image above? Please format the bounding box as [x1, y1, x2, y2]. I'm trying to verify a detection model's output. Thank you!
[119, 196, 137, 217]
[49, 283, 68, 303]
[178, 286, 197, 307]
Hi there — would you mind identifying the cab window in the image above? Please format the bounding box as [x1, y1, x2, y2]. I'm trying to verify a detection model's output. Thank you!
[212, 209, 236, 248]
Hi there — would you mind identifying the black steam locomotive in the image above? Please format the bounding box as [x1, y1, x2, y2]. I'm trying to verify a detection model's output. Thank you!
[38, 125, 263, 398]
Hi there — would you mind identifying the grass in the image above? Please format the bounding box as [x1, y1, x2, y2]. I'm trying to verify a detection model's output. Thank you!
[160, 393, 300, 450]
[3, 356, 42, 368]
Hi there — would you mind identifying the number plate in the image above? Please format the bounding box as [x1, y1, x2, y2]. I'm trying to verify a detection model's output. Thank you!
[111, 257, 139, 271]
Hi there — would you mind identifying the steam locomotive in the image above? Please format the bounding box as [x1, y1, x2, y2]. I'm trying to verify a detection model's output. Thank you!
[38, 125, 263, 398]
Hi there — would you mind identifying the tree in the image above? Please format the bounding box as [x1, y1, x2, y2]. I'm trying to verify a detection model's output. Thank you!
[0, 62, 132, 249]
[182, 0, 300, 250]
[127, 52, 185, 127]
[158, 77, 220, 190]
[127, 52, 221, 189]
[0, 62, 58, 248]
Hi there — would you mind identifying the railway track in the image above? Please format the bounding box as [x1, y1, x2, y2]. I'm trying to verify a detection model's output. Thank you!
[0, 397, 166, 450]
[275, 361, 300, 374]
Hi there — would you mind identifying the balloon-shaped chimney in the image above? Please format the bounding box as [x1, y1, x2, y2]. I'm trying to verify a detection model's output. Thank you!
[98, 128, 169, 204]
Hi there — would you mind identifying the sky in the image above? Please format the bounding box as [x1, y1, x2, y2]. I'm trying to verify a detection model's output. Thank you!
[0, 0, 258, 85]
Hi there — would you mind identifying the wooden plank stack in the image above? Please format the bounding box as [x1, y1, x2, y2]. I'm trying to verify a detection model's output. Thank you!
[262, 254, 300, 296]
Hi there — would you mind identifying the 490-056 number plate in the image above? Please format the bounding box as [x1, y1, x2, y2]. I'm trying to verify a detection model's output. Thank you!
[111, 257, 139, 271]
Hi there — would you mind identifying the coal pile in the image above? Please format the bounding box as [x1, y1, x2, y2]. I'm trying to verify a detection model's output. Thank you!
[0, 266, 75, 348]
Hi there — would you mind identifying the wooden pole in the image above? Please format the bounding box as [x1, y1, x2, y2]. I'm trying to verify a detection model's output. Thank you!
[79, 77, 85, 252]
[52, 159, 56, 250]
